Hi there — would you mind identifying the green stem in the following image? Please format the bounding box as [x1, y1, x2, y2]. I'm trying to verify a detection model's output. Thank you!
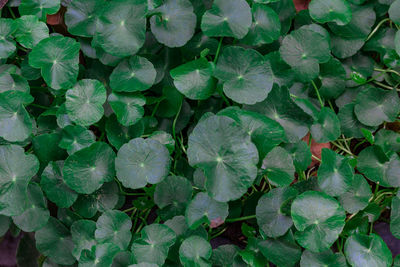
[366, 18, 391, 41]
[172, 100, 183, 140]
[210, 228, 227, 240]
[29, 103, 50, 109]
[374, 68, 400, 77]
[122, 207, 136, 213]
[311, 80, 324, 108]
[7, 7, 16, 19]
[226, 214, 256, 223]
[213, 37, 223, 64]
[150, 101, 161, 117]
[331, 141, 355, 156]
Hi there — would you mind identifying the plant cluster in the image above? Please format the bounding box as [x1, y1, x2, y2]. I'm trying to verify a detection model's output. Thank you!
[0, 0, 400, 266]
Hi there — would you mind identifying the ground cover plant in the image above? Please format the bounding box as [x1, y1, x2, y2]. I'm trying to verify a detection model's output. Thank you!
[0, 0, 400, 266]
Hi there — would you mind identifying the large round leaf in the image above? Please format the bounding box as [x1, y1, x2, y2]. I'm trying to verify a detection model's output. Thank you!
[58, 125, 96, 155]
[0, 145, 39, 216]
[0, 18, 17, 59]
[79, 243, 120, 267]
[179, 236, 212, 267]
[256, 187, 298, 238]
[262, 147, 295, 187]
[14, 15, 49, 49]
[19, 0, 60, 21]
[291, 191, 346, 252]
[318, 58, 346, 99]
[214, 46, 273, 105]
[149, 0, 196, 47]
[29, 36, 80, 90]
[115, 138, 171, 189]
[339, 174, 372, 214]
[280, 26, 331, 81]
[187, 115, 258, 202]
[105, 114, 144, 150]
[108, 92, 146, 126]
[309, 0, 352, 25]
[344, 234, 392, 267]
[65, 79, 107, 127]
[201, 0, 252, 39]
[40, 161, 78, 208]
[131, 224, 176, 266]
[310, 107, 341, 143]
[71, 219, 97, 260]
[109, 56, 156, 93]
[93, 0, 147, 57]
[300, 250, 347, 267]
[95, 210, 132, 250]
[389, 0, 400, 25]
[170, 58, 216, 100]
[63, 142, 116, 194]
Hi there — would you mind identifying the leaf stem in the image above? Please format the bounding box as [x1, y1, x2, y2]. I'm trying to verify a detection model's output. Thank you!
[366, 18, 391, 42]
[331, 141, 355, 156]
[311, 80, 324, 108]
[172, 100, 183, 140]
[226, 214, 256, 223]
[210, 227, 227, 240]
[213, 37, 223, 64]
[7, 7, 16, 19]
[29, 103, 50, 109]
[374, 68, 400, 77]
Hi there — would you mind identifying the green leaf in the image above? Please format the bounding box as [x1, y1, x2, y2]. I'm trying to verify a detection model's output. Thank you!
[185, 192, 229, 229]
[395, 30, 400, 57]
[179, 236, 212, 267]
[15, 15, 49, 49]
[170, 58, 216, 100]
[262, 147, 295, 187]
[58, 125, 96, 155]
[354, 86, 400, 127]
[282, 141, 312, 173]
[0, 18, 17, 59]
[300, 250, 347, 267]
[79, 243, 120, 267]
[105, 114, 144, 150]
[338, 103, 377, 138]
[19, 0, 60, 21]
[95, 210, 132, 250]
[389, 0, 400, 24]
[187, 115, 258, 202]
[35, 217, 75, 265]
[32, 133, 67, 169]
[201, 0, 252, 39]
[391, 192, 400, 239]
[245, 85, 314, 142]
[357, 145, 400, 187]
[115, 138, 170, 189]
[93, 0, 147, 57]
[241, 4, 281, 45]
[148, 131, 175, 154]
[214, 46, 273, 105]
[154, 175, 193, 220]
[63, 142, 116, 194]
[339, 174, 372, 214]
[64, 0, 106, 37]
[375, 129, 400, 153]
[150, 0, 196, 47]
[280, 26, 331, 81]
[291, 191, 346, 252]
[256, 187, 298, 238]
[311, 108, 341, 143]
[131, 224, 176, 266]
[109, 56, 156, 93]
[0, 72, 29, 94]
[108, 92, 146, 126]
[344, 234, 392, 267]
[29, 36, 80, 90]
[40, 161, 78, 208]
[0, 215, 10, 236]
[317, 148, 354, 196]
[65, 79, 107, 126]
[309, 0, 352, 25]
[211, 245, 244, 267]
[0, 145, 39, 216]
[70, 219, 97, 260]
[318, 58, 347, 99]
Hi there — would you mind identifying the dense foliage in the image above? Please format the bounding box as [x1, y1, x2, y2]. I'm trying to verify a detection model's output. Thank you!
[0, 0, 400, 266]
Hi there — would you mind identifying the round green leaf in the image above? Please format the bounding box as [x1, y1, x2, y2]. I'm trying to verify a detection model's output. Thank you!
[131, 224, 177, 266]
[291, 191, 346, 252]
[95, 210, 132, 250]
[338, 103, 377, 138]
[395, 30, 400, 57]
[65, 79, 107, 126]
[262, 147, 295, 187]
[391, 193, 400, 239]
[280, 26, 331, 81]
[357, 145, 400, 187]
[187, 115, 258, 202]
[105, 114, 144, 150]
[241, 4, 281, 45]
[300, 250, 347, 267]
[317, 148, 354, 196]
[331, 34, 365, 59]
[344, 234, 392, 267]
[29, 36, 80, 90]
[109, 56, 156, 93]
[214, 46, 273, 105]
[12, 183, 49, 232]
[0, 18, 17, 59]
[108, 92, 146, 126]
[149, 0, 196, 47]
[201, 0, 252, 39]
[0, 145, 39, 216]
[63, 142, 116, 194]
[115, 138, 171, 189]
[154, 175, 193, 220]
[170, 58, 216, 100]
[19, 0, 60, 21]
[339, 174, 372, 214]
[14, 15, 49, 49]
[0, 72, 29, 94]
[148, 131, 175, 154]
[309, 0, 352, 25]
[389, 0, 400, 24]
[64, 0, 105, 37]
[59, 125, 96, 155]
[185, 192, 229, 229]
[375, 129, 400, 154]
[71, 219, 97, 260]
[318, 58, 347, 99]
[311, 108, 341, 143]
[282, 141, 312, 173]
[40, 161, 78, 208]
[93, 0, 147, 57]
[179, 236, 212, 267]
[256, 187, 298, 238]
[80, 243, 120, 267]
[35, 217, 75, 265]
[354, 86, 400, 127]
